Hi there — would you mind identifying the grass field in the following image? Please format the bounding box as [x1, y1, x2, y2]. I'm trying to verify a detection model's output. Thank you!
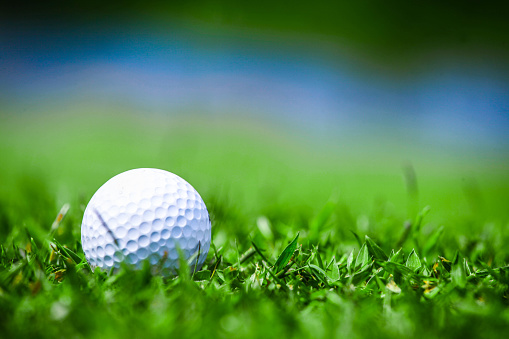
[1, 109, 509, 338]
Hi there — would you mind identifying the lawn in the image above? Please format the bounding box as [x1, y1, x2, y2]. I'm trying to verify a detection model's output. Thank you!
[1, 108, 508, 338]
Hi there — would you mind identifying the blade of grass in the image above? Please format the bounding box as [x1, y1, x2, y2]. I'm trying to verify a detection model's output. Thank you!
[274, 232, 299, 274]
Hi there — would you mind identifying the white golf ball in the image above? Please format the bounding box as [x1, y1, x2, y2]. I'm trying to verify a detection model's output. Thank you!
[81, 168, 211, 275]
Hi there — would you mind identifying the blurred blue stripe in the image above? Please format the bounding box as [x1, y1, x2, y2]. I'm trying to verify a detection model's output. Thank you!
[1, 24, 508, 151]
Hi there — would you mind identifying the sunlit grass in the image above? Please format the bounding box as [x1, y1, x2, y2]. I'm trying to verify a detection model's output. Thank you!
[1, 109, 508, 338]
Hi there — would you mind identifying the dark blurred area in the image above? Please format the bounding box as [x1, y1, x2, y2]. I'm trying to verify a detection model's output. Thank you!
[2, 1, 509, 63]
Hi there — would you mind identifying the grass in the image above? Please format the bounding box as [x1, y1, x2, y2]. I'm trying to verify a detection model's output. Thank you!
[1, 109, 509, 338]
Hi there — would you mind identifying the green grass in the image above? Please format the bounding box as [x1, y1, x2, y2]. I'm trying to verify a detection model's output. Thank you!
[1, 109, 509, 338]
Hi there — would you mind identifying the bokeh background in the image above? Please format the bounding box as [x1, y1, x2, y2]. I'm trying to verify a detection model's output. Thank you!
[1, 1, 508, 239]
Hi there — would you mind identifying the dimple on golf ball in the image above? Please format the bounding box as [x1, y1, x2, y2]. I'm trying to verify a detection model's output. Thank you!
[81, 168, 211, 274]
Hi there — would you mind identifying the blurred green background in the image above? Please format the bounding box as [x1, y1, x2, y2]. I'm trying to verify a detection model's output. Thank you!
[1, 3, 509, 338]
[1, 0, 508, 242]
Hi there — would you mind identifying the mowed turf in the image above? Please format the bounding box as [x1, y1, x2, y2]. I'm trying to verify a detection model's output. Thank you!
[1, 108, 509, 338]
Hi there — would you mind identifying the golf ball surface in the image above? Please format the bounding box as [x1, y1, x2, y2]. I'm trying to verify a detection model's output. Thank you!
[81, 168, 211, 274]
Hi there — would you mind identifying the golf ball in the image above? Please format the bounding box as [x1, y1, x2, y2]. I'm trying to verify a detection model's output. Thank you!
[81, 168, 211, 274]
